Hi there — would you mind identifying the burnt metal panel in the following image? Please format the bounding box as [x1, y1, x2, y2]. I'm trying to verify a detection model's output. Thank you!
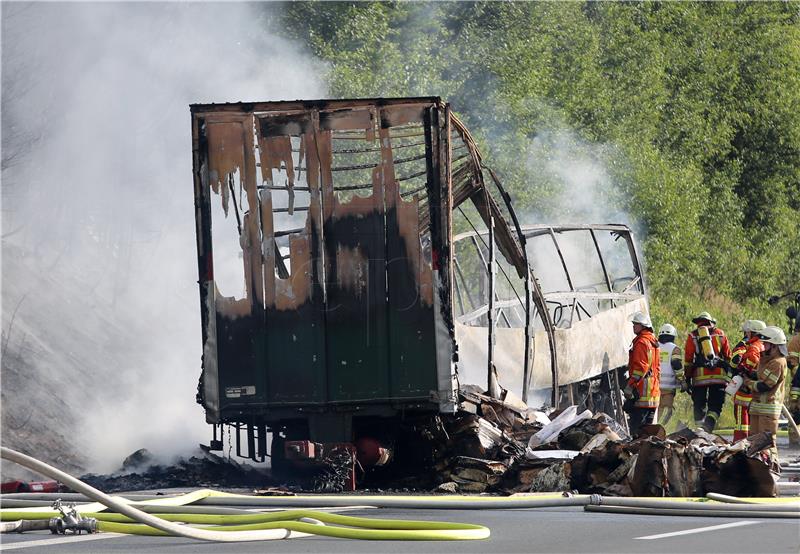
[384, 107, 438, 399]
[191, 99, 453, 432]
[322, 112, 390, 403]
[192, 98, 609, 441]
[258, 119, 326, 405]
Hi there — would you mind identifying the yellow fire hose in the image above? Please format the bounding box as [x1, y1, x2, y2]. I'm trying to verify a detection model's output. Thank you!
[0, 446, 489, 541]
[3, 445, 799, 542]
[0, 509, 490, 540]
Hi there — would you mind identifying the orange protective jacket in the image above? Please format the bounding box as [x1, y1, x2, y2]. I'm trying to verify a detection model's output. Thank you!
[684, 326, 731, 386]
[732, 336, 763, 407]
[628, 329, 660, 408]
[738, 336, 763, 378]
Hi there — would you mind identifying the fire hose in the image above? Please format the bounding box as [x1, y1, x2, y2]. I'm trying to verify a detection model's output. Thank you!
[2, 446, 798, 543]
[0, 446, 489, 541]
[584, 494, 800, 518]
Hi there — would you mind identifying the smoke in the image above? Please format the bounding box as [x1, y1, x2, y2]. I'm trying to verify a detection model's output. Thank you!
[517, 125, 637, 290]
[1, 2, 325, 472]
[524, 126, 630, 227]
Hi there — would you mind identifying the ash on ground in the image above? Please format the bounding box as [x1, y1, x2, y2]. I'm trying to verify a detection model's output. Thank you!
[79, 447, 272, 493]
[78, 386, 791, 497]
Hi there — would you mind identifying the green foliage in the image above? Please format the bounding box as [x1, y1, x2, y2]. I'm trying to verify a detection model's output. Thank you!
[278, 1, 800, 331]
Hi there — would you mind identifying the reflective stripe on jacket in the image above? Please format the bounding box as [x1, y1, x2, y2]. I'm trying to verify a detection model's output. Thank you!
[730, 339, 747, 373]
[684, 327, 731, 386]
[733, 388, 752, 407]
[658, 341, 681, 390]
[739, 336, 763, 378]
[732, 337, 762, 406]
[628, 329, 660, 408]
[787, 333, 800, 369]
[748, 347, 787, 417]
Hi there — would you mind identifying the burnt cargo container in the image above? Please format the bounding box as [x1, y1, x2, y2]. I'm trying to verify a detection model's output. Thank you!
[191, 97, 649, 483]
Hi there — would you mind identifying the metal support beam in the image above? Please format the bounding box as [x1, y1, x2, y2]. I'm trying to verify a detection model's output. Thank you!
[487, 207, 498, 399]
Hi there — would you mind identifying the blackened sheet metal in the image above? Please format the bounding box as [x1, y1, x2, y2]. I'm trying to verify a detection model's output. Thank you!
[191, 96, 444, 115]
[430, 104, 458, 412]
[191, 99, 455, 427]
[191, 98, 554, 430]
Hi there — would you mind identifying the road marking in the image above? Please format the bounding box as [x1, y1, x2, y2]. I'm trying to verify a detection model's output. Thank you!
[0, 532, 124, 550]
[635, 521, 757, 540]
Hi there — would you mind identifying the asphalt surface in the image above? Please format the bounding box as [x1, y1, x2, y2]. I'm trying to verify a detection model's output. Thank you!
[1, 506, 798, 554]
[2, 438, 799, 553]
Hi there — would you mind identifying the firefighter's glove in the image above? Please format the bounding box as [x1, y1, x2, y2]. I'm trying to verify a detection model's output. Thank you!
[789, 391, 800, 412]
[671, 359, 683, 371]
[680, 373, 692, 392]
[622, 398, 634, 414]
[716, 358, 730, 373]
[623, 384, 640, 401]
[623, 385, 633, 400]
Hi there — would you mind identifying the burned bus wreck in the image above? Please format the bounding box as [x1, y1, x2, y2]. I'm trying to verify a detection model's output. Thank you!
[453, 223, 648, 420]
[191, 97, 649, 488]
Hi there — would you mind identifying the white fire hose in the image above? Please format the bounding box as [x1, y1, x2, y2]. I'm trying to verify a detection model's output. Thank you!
[1, 447, 310, 542]
[2, 444, 798, 545]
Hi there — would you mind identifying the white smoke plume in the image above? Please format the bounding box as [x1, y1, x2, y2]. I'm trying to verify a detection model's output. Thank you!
[520, 125, 640, 286]
[524, 127, 630, 227]
[1, 2, 325, 473]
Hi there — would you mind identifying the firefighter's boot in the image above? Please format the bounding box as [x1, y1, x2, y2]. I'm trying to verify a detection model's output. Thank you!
[702, 412, 719, 433]
[658, 406, 674, 427]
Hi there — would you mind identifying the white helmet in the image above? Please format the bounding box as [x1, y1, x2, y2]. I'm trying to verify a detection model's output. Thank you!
[631, 311, 653, 329]
[757, 325, 788, 357]
[757, 326, 787, 345]
[658, 323, 677, 337]
[741, 319, 766, 333]
[692, 311, 717, 325]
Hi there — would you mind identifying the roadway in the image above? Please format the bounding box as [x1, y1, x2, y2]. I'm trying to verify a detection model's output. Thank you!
[1, 506, 798, 553]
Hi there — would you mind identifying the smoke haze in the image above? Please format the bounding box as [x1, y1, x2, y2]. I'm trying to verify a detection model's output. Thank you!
[1, 2, 325, 473]
[525, 126, 630, 227]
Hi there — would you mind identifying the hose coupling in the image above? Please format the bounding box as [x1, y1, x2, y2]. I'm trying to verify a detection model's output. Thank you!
[589, 494, 603, 505]
[49, 499, 97, 534]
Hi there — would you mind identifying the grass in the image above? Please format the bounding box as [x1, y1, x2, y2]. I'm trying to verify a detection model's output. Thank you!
[662, 390, 737, 433]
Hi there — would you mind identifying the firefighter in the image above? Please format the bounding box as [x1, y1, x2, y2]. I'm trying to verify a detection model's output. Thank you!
[683, 311, 731, 432]
[786, 322, 800, 444]
[745, 325, 788, 461]
[727, 320, 765, 442]
[656, 323, 684, 427]
[624, 312, 660, 435]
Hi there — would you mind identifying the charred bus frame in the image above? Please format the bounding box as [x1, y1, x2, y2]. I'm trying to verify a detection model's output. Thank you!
[191, 97, 649, 469]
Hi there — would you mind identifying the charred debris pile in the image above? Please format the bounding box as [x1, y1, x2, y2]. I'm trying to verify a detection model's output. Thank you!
[82, 387, 780, 497]
[79, 448, 270, 493]
[416, 386, 779, 497]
